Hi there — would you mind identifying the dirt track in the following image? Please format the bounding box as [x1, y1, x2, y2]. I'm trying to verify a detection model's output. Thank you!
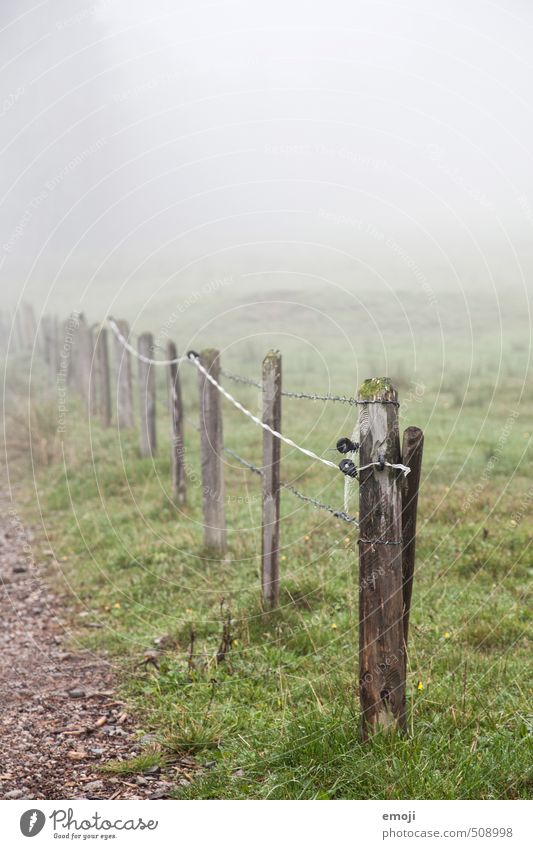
[0, 493, 177, 800]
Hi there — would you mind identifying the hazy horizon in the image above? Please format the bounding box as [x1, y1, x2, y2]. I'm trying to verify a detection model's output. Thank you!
[2, 0, 533, 320]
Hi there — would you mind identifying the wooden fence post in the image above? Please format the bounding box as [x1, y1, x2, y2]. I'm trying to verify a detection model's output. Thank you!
[112, 319, 134, 429]
[138, 333, 157, 457]
[52, 316, 61, 379]
[357, 377, 406, 739]
[401, 426, 424, 646]
[96, 327, 112, 428]
[261, 350, 282, 609]
[65, 315, 78, 391]
[167, 340, 186, 505]
[15, 308, 26, 351]
[197, 348, 226, 553]
[76, 314, 92, 413]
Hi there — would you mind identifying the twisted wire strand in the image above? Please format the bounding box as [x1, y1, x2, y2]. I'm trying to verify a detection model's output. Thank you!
[109, 318, 409, 478]
[110, 319, 399, 407]
[220, 368, 399, 406]
[224, 448, 359, 526]
[109, 318, 187, 367]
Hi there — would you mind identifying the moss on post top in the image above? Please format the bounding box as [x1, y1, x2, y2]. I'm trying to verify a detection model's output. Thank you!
[358, 377, 396, 400]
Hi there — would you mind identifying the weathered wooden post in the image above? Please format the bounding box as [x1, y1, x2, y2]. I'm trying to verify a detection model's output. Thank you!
[96, 327, 112, 428]
[89, 326, 99, 418]
[112, 320, 134, 429]
[357, 377, 406, 739]
[261, 350, 282, 609]
[138, 333, 157, 457]
[401, 426, 424, 646]
[76, 314, 92, 413]
[167, 340, 186, 505]
[40, 315, 50, 364]
[197, 348, 226, 553]
[61, 313, 78, 391]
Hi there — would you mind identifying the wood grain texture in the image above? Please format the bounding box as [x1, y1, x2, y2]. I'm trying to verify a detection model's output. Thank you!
[167, 340, 187, 506]
[401, 426, 424, 647]
[261, 350, 282, 609]
[357, 378, 406, 738]
[197, 348, 226, 553]
[89, 326, 99, 418]
[138, 333, 157, 457]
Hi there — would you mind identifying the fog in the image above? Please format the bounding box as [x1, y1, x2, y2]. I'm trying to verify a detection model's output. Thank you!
[2, 0, 533, 317]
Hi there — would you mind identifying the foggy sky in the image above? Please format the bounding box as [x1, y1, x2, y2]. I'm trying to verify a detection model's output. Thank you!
[2, 0, 533, 314]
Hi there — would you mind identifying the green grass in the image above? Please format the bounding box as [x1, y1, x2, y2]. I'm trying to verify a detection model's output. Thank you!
[4, 285, 533, 800]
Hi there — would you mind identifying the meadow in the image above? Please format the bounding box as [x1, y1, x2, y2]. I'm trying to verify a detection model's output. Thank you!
[4, 281, 532, 799]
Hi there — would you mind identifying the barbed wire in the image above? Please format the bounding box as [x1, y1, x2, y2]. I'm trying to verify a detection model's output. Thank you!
[188, 353, 341, 473]
[109, 318, 409, 479]
[220, 368, 399, 406]
[109, 318, 187, 367]
[220, 368, 262, 389]
[109, 319, 399, 407]
[224, 448, 359, 526]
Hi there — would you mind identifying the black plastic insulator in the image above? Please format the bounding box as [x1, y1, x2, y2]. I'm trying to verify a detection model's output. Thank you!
[377, 453, 385, 471]
[187, 350, 200, 360]
[336, 437, 359, 454]
[339, 458, 358, 478]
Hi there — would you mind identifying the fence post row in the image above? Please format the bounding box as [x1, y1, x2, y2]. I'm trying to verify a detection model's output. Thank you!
[357, 377, 406, 739]
[197, 348, 226, 554]
[167, 340, 187, 506]
[11, 308, 427, 736]
[138, 332, 157, 457]
[112, 319, 135, 430]
[261, 350, 282, 609]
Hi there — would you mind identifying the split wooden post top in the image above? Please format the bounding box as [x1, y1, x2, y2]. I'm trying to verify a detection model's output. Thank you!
[357, 377, 406, 738]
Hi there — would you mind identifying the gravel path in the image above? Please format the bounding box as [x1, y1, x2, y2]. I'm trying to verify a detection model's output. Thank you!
[0, 494, 187, 800]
